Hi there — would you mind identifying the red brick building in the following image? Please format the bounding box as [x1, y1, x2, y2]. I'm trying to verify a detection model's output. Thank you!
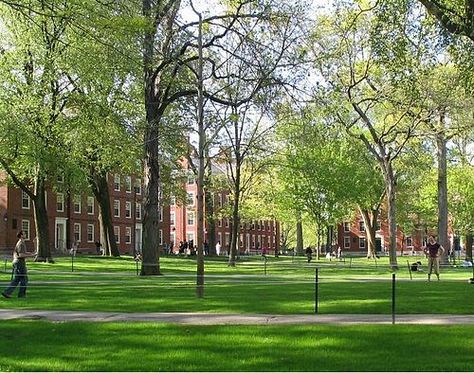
[0, 172, 279, 255]
[337, 212, 425, 255]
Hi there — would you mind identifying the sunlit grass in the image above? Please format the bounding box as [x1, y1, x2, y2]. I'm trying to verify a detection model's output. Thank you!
[0, 321, 473, 371]
[0, 255, 473, 314]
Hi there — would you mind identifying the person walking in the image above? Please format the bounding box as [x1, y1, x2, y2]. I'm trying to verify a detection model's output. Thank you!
[215, 241, 221, 256]
[2, 231, 36, 299]
[305, 246, 313, 263]
[423, 236, 445, 281]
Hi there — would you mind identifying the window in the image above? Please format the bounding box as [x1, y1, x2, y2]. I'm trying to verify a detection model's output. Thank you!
[187, 192, 194, 206]
[252, 235, 255, 248]
[87, 197, 94, 215]
[125, 176, 132, 193]
[344, 236, 351, 249]
[225, 232, 230, 246]
[343, 222, 350, 232]
[57, 175, 64, 183]
[56, 193, 64, 212]
[187, 232, 194, 242]
[217, 232, 222, 246]
[187, 211, 195, 226]
[359, 237, 366, 249]
[73, 195, 81, 214]
[135, 203, 142, 220]
[125, 201, 131, 218]
[218, 194, 223, 207]
[135, 179, 142, 195]
[114, 175, 120, 191]
[359, 220, 365, 232]
[159, 229, 163, 245]
[74, 223, 81, 243]
[21, 191, 30, 209]
[114, 226, 120, 243]
[375, 220, 381, 231]
[87, 224, 94, 242]
[159, 207, 163, 222]
[225, 218, 230, 228]
[21, 220, 30, 240]
[406, 236, 413, 247]
[170, 232, 176, 246]
[114, 200, 120, 217]
[218, 219, 222, 227]
[170, 212, 175, 226]
[125, 227, 131, 244]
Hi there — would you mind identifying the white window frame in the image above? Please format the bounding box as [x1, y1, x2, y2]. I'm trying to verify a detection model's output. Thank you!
[21, 220, 30, 240]
[343, 222, 350, 232]
[159, 207, 163, 222]
[187, 211, 195, 226]
[21, 191, 30, 210]
[114, 175, 120, 191]
[135, 179, 142, 195]
[125, 227, 132, 244]
[114, 226, 120, 243]
[170, 212, 175, 226]
[74, 223, 81, 243]
[56, 193, 64, 212]
[87, 224, 94, 243]
[73, 195, 81, 214]
[344, 236, 351, 249]
[135, 203, 142, 220]
[359, 237, 366, 249]
[159, 229, 163, 245]
[406, 236, 413, 247]
[125, 176, 132, 193]
[87, 196, 94, 215]
[187, 192, 195, 206]
[114, 200, 120, 217]
[125, 201, 132, 218]
[359, 220, 365, 232]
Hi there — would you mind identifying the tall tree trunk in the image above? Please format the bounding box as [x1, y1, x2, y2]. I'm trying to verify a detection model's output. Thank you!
[195, 11, 205, 297]
[228, 168, 241, 267]
[465, 233, 472, 261]
[436, 123, 449, 264]
[90, 172, 120, 257]
[384, 162, 398, 269]
[359, 207, 378, 259]
[296, 211, 304, 256]
[141, 0, 161, 275]
[33, 174, 52, 262]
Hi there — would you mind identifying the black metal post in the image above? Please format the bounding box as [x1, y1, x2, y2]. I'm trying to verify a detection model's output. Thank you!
[136, 259, 139, 276]
[392, 273, 396, 325]
[407, 260, 412, 280]
[315, 267, 319, 314]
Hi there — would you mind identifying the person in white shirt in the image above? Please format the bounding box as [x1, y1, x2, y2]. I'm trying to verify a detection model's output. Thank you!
[215, 241, 221, 256]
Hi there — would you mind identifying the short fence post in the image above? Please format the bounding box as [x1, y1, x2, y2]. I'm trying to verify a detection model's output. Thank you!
[315, 267, 319, 314]
[136, 260, 139, 276]
[392, 273, 396, 325]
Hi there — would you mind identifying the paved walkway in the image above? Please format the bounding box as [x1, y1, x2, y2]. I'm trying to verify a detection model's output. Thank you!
[1, 309, 474, 325]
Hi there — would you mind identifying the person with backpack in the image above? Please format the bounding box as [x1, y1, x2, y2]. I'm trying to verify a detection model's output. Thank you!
[2, 230, 37, 299]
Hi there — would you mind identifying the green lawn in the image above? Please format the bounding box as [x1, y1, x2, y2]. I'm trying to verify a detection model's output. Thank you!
[1, 256, 474, 372]
[0, 255, 473, 314]
[0, 321, 473, 371]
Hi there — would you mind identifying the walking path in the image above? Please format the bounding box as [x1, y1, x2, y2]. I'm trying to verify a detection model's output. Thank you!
[1, 309, 474, 325]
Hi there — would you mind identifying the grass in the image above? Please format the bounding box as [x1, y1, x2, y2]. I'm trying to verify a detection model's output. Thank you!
[1, 255, 474, 372]
[0, 321, 474, 371]
[1, 254, 473, 314]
